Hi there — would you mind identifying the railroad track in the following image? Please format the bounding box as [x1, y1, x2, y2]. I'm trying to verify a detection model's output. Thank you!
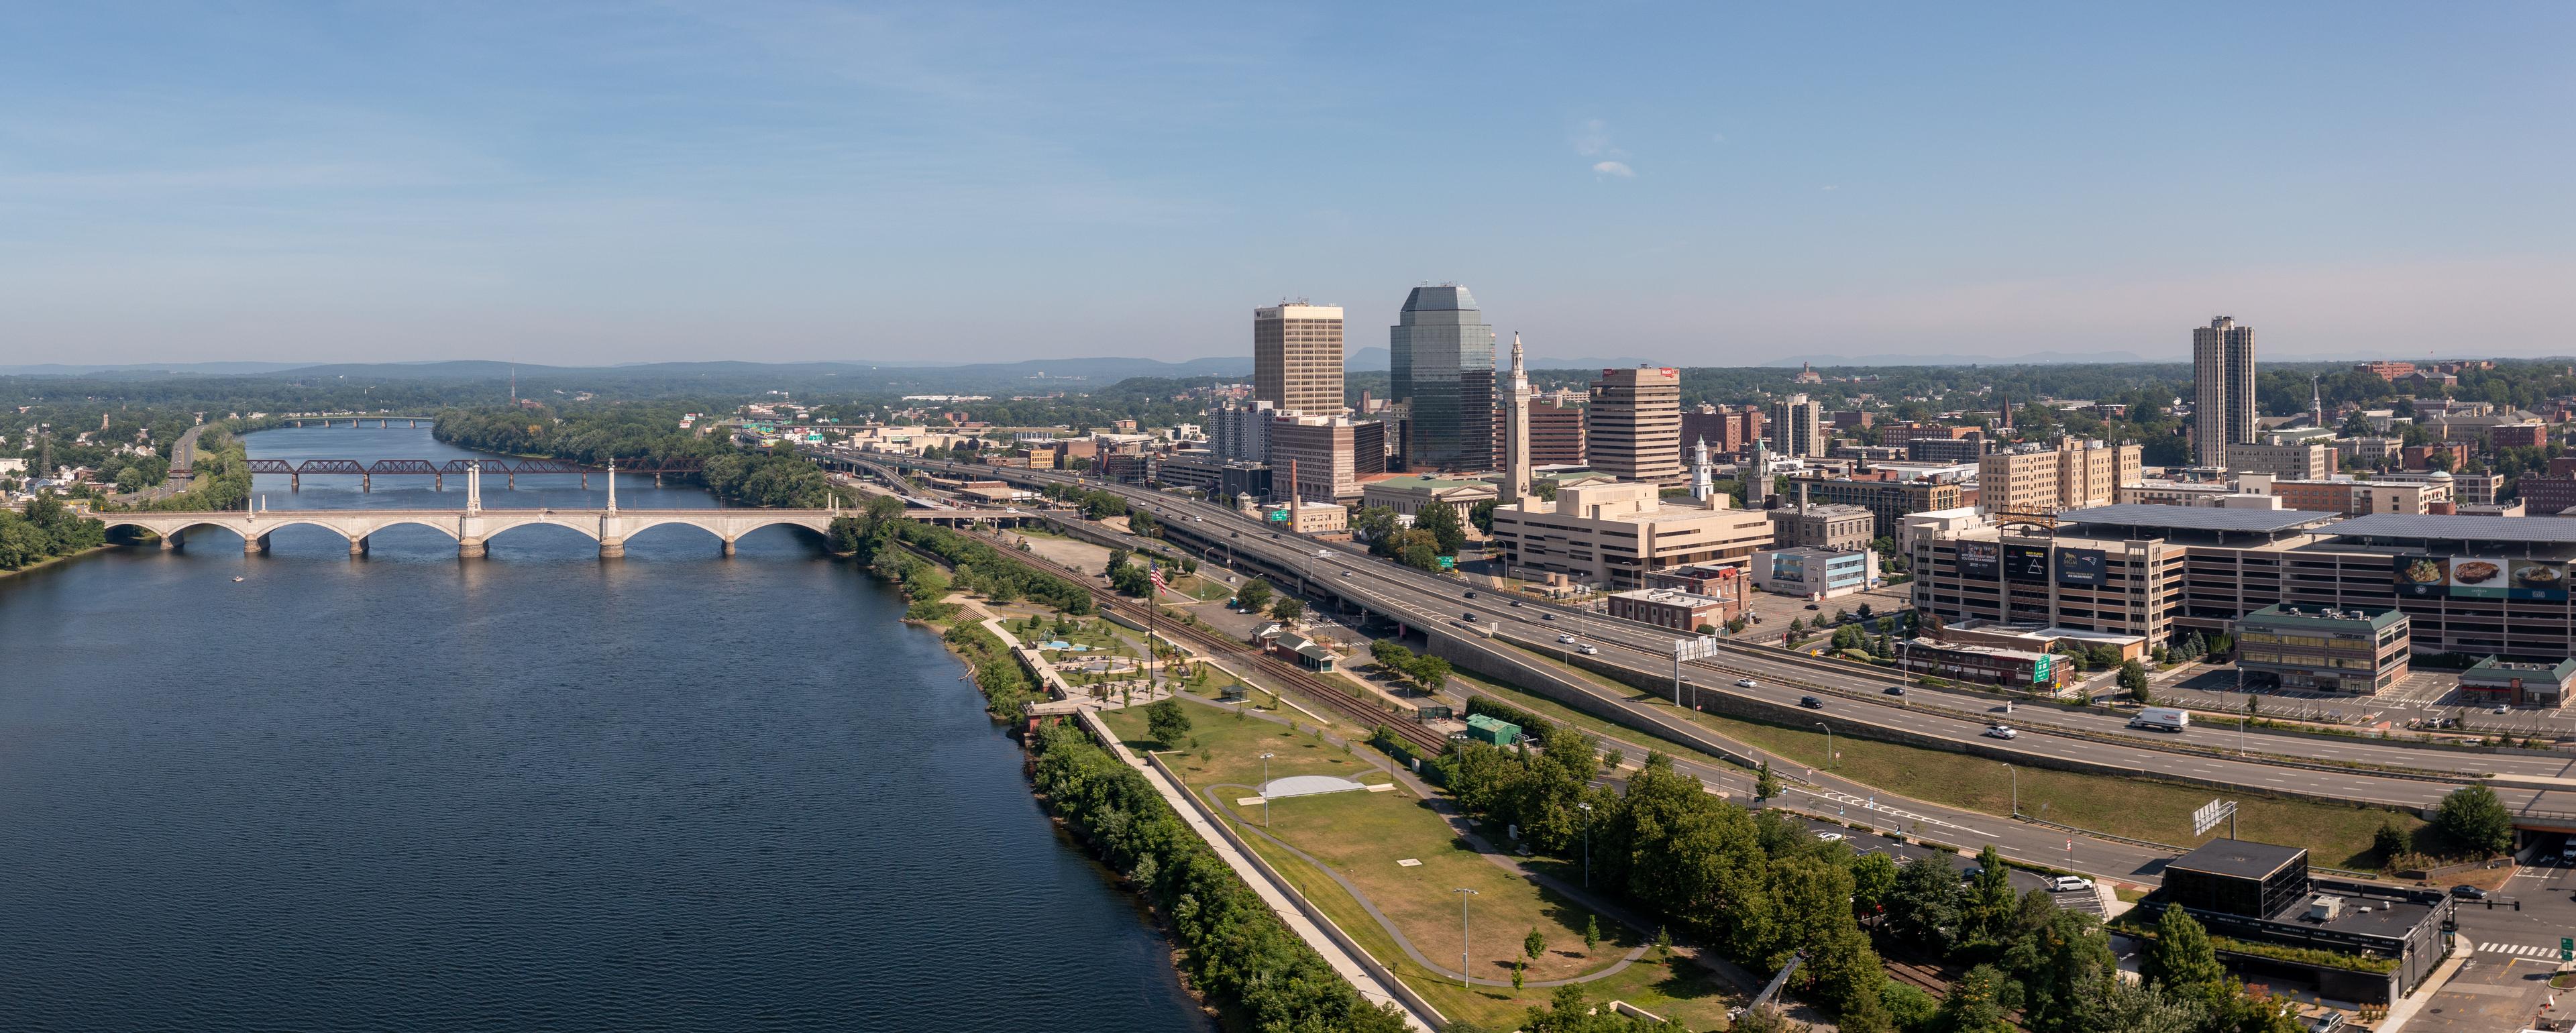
[964, 528, 1453, 755]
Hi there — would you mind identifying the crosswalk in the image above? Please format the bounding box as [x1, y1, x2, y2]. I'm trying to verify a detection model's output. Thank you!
[2477, 940, 2566, 960]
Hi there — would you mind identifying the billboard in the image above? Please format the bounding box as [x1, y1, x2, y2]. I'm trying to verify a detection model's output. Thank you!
[2005, 545, 2051, 583]
[2054, 547, 2107, 588]
[2392, 555, 2448, 599]
[1774, 552, 1809, 585]
[1959, 541, 2000, 581]
[2508, 559, 2570, 602]
[2448, 557, 2509, 600]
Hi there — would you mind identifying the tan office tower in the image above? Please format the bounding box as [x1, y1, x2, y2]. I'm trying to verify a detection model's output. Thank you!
[1587, 366, 1684, 486]
[2193, 316, 2256, 467]
[1770, 393, 1828, 457]
[1254, 301, 1346, 415]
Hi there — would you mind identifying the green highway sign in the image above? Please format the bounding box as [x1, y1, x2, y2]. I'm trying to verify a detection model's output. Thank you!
[2561, 936, 2571, 961]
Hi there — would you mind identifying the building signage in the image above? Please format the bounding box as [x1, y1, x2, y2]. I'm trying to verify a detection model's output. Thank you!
[2392, 555, 2448, 599]
[2004, 545, 2051, 584]
[1958, 541, 2000, 581]
[2448, 556, 2510, 600]
[2507, 559, 2569, 602]
[2053, 547, 2107, 588]
[1774, 553, 1808, 585]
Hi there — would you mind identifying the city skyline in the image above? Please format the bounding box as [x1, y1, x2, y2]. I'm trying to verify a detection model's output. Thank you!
[2, 3, 2569, 366]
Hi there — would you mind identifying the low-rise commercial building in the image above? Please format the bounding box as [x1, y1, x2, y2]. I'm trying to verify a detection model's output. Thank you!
[1750, 545, 1875, 600]
[1896, 641, 2068, 692]
[1790, 476, 1963, 538]
[1360, 476, 1498, 519]
[2137, 839, 2449, 1005]
[1765, 501, 1876, 552]
[2225, 441, 2332, 481]
[1904, 435, 1985, 464]
[1643, 563, 1743, 598]
[1155, 453, 1273, 501]
[1259, 500, 1348, 536]
[2235, 604, 2411, 694]
[1489, 480, 1773, 590]
[1607, 587, 1737, 633]
[2457, 656, 2576, 707]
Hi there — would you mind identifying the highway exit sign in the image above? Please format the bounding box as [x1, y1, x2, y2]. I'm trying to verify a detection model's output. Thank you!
[2561, 936, 2571, 961]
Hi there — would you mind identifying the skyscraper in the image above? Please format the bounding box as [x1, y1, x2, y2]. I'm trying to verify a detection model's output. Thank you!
[1254, 301, 1346, 415]
[1499, 333, 1532, 503]
[1387, 284, 1496, 470]
[1770, 393, 1827, 458]
[2193, 316, 2257, 467]
[1587, 367, 1684, 486]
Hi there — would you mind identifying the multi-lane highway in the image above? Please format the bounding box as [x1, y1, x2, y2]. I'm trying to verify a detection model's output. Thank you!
[859, 452, 2576, 836]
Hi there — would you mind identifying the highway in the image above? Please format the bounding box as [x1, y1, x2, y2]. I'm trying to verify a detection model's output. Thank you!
[855, 451, 2576, 834]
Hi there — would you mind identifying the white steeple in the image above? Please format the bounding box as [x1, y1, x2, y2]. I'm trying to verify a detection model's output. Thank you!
[1500, 332, 1534, 505]
[1690, 435, 1713, 501]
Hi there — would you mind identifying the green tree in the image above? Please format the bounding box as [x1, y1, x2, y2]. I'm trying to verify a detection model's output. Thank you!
[1931, 965, 2019, 1033]
[1234, 578, 1273, 613]
[1269, 596, 1305, 622]
[2118, 659, 2151, 703]
[1885, 852, 1965, 953]
[1144, 698, 1192, 745]
[2140, 904, 2227, 1007]
[1127, 506, 1160, 537]
[1837, 980, 1898, 1033]
[1524, 926, 1548, 962]
[2371, 820, 2410, 862]
[1413, 500, 1468, 556]
[1964, 845, 2017, 947]
[2433, 783, 2515, 857]
[1755, 759, 1780, 800]
[1849, 851, 1900, 917]
[1468, 499, 1500, 534]
[1582, 914, 1601, 955]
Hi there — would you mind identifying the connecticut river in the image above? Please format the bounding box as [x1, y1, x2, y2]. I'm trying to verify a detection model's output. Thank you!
[0, 426, 1215, 1032]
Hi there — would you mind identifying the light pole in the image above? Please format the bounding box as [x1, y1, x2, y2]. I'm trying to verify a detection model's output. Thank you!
[1453, 887, 1479, 988]
[2002, 762, 2017, 817]
[1578, 801, 1593, 888]
[1258, 751, 1278, 826]
[1814, 720, 1833, 771]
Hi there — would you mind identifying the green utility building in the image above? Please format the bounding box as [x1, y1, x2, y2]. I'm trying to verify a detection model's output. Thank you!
[1464, 714, 1521, 747]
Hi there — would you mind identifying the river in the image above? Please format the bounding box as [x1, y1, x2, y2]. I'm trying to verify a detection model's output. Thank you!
[0, 425, 1216, 1032]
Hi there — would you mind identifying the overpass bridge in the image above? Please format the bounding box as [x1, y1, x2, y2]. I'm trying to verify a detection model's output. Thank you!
[281, 415, 443, 429]
[102, 464, 1031, 558]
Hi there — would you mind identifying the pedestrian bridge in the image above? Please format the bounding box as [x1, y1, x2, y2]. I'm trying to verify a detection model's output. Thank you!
[99, 504, 1030, 558]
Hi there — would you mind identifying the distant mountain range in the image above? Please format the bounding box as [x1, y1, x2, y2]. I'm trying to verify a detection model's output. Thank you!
[1342, 346, 1657, 372]
[1758, 351, 2153, 368]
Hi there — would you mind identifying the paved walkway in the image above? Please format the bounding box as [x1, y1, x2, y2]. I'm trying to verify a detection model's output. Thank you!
[1079, 710, 1436, 1032]
[1203, 781, 1650, 988]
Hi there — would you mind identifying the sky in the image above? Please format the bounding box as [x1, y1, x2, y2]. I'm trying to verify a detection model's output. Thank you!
[2, 1, 2571, 367]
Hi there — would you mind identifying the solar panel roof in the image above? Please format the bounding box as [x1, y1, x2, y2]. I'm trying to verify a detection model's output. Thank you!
[2053, 504, 2341, 534]
[2326, 513, 2576, 543]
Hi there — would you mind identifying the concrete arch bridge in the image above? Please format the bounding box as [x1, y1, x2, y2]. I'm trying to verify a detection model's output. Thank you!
[99, 504, 1034, 558]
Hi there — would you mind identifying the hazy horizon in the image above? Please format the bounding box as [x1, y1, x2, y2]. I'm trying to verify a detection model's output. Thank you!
[3, 3, 2569, 367]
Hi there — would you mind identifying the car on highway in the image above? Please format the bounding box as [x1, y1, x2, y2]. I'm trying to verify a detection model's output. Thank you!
[1558, 635, 1578, 644]
[1508, 600, 1521, 607]
[1342, 570, 1352, 577]
[1578, 644, 1599, 655]
[1799, 696, 1824, 708]
[1735, 678, 1758, 688]
[1884, 685, 1907, 696]
[1464, 591, 1477, 599]
[1984, 725, 2018, 740]
[1540, 613, 1555, 621]
[2449, 884, 2487, 900]
[1462, 612, 1477, 622]
[2047, 875, 2092, 892]
[1814, 832, 1845, 842]
[1316, 549, 1331, 558]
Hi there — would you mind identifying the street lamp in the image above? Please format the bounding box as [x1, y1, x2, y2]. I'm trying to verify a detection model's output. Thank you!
[1578, 802, 1593, 888]
[1453, 887, 1479, 988]
[1814, 720, 1833, 771]
[2002, 762, 2017, 817]
[1260, 752, 1277, 826]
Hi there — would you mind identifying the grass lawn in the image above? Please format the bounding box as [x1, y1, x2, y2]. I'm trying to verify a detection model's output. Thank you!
[1487, 645, 2420, 871]
[1098, 706, 1741, 1029]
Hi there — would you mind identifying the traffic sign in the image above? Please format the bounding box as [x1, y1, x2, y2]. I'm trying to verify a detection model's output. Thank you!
[2192, 798, 2239, 838]
[2561, 936, 2571, 961]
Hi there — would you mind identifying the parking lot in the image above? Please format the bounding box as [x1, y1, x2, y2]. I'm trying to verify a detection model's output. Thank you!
[1737, 583, 1912, 645]
[2149, 663, 2576, 737]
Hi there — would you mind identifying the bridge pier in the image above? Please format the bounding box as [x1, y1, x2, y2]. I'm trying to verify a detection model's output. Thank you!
[580, 472, 589, 490]
[458, 537, 486, 559]
[159, 530, 178, 551]
[246, 533, 270, 555]
[599, 537, 627, 559]
[361, 474, 371, 492]
[350, 535, 368, 557]
[720, 539, 737, 557]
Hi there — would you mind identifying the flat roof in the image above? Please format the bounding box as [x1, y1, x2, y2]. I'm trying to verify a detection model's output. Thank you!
[2169, 838, 2308, 881]
[2243, 604, 2408, 632]
[2327, 513, 2576, 544]
[2056, 504, 2342, 535]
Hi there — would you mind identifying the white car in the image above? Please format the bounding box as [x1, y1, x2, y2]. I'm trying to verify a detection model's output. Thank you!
[1815, 832, 1845, 842]
[1735, 678, 1758, 688]
[2492, 705, 2511, 714]
[1558, 635, 1578, 644]
[2048, 875, 2094, 892]
[1315, 549, 1332, 558]
[1578, 644, 1599, 655]
[1984, 725, 2019, 740]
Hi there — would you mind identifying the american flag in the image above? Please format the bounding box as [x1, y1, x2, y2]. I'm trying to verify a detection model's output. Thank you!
[1149, 561, 1167, 594]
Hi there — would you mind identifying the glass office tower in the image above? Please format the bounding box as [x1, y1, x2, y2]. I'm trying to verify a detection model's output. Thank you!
[1387, 284, 1497, 471]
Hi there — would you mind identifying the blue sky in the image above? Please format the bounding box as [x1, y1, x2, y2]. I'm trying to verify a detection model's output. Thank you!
[3, 2, 2569, 366]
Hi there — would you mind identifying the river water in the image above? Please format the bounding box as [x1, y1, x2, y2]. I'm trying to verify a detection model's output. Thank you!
[0, 426, 1214, 1032]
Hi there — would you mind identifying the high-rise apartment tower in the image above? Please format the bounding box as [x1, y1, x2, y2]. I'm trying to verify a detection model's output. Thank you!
[1254, 301, 1346, 415]
[1387, 284, 1496, 471]
[2193, 316, 2257, 467]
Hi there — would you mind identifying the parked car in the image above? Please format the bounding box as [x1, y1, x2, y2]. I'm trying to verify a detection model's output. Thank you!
[1735, 678, 1758, 688]
[2450, 884, 2487, 900]
[1984, 725, 2019, 740]
[2492, 705, 2511, 714]
[1799, 696, 1824, 709]
[1815, 832, 1845, 842]
[2048, 875, 2093, 892]
[1558, 635, 1578, 644]
[1578, 644, 1599, 655]
[1804, 603, 1820, 610]
[2303, 1012, 2347, 1033]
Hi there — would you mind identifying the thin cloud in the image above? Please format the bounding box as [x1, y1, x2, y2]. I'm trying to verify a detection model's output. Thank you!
[1593, 161, 1635, 178]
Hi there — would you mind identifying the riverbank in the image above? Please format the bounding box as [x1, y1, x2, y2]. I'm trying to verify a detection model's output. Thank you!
[0, 543, 114, 580]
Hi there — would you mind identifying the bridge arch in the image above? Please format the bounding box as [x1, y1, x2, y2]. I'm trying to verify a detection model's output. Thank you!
[480, 519, 603, 545]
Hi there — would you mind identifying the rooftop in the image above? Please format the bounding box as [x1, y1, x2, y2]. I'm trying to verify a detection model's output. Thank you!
[2055, 504, 2342, 535]
[1366, 475, 1498, 492]
[2243, 604, 2409, 633]
[2169, 838, 2308, 881]
[2465, 656, 2576, 682]
[2327, 513, 2576, 545]
[1611, 588, 1727, 608]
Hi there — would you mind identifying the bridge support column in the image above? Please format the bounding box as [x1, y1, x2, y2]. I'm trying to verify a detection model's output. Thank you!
[599, 537, 626, 559]
[458, 537, 487, 559]
[290, 474, 301, 492]
[362, 474, 371, 492]
[159, 530, 178, 551]
[246, 533, 269, 555]
[720, 539, 737, 557]
[350, 535, 367, 557]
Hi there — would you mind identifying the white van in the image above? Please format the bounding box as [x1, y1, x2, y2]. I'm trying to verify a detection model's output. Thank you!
[2129, 706, 2190, 732]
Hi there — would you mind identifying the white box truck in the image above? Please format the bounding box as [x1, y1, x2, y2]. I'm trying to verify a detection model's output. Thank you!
[2129, 706, 2190, 732]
